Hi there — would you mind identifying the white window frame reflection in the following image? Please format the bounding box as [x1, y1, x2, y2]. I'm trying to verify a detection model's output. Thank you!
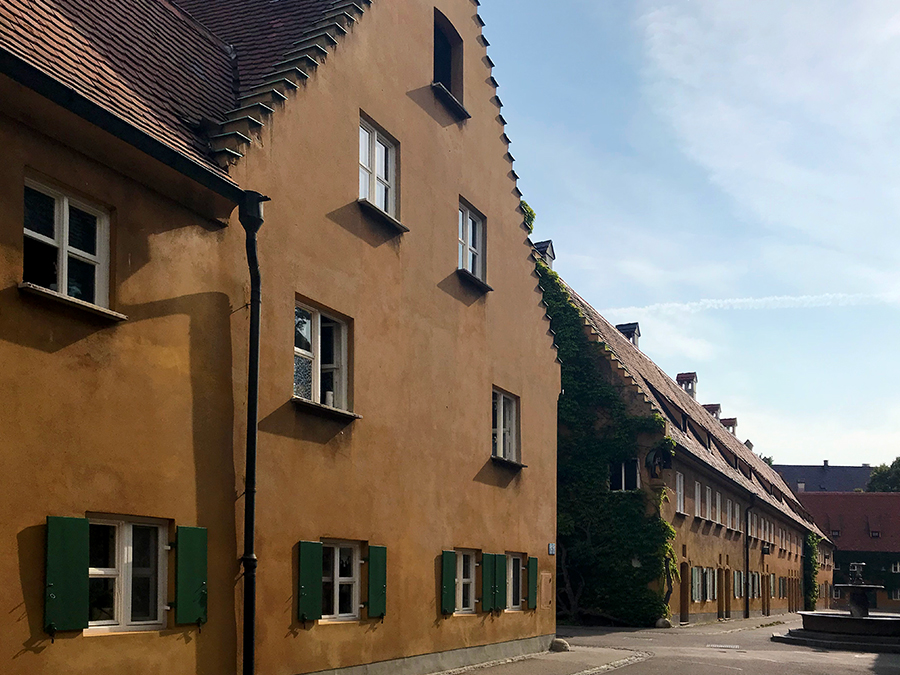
[294, 303, 349, 410]
[455, 549, 476, 614]
[492, 389, 519, 463]
[359, 119, 397, 216]
[23, 179, 110, 308]
[458, 202, 485, 280]
[86, 517, 167, 634]
[321, 541, 361, 620]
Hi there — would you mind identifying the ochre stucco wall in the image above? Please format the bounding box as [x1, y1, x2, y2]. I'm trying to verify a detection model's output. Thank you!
[224, 2, 559, 672]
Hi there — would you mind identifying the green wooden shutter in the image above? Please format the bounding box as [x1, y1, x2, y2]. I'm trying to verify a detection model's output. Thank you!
[368, 545, 387, 618]
[527, 557, 538, 610]
[175, 526, 207, 625]
[494, 554, 507, 611]
[44, 516, 89, 633]
[298, 541, 323, 622]
[481, 553, 495, 612]
[440, 550, 456, 615]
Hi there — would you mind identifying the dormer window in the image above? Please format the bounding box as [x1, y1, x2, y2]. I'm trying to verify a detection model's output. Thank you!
[871, 530, 881, 538]
[432, 9, 469, 119]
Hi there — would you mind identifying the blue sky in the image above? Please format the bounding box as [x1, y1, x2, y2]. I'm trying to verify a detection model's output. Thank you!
[480, 0, 900, 467]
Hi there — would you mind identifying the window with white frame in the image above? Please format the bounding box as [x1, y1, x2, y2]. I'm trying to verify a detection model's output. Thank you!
[892, 561, 900, 574]
[359, 119, 396, 216]
[507, 553, 525, 610]
[833, 586, 841, 600]
[458, 202, 485, 280]
[321, 541, 360, 619]
[752, 514, 758, 539]
[294, 303, 349, 410]
[695, 482, 702, 518]
[675, 472, 685, 513]
[735, 504, 741, 532]
[705, 486, 712, 520]
[88, 517, 167, 632]
[726, 499, 733, 529]
[892, 589, 900, 601]
[610, 459, 640, 491]
[715, 492, 721, 524]
[23, 181, 110, 308]
[456, 550, 476, 613]
[491, 389, 519, 462]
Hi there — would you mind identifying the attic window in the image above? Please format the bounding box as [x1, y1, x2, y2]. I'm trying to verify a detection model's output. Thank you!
[831, 529, 840, 537]
[432, 9, 468, 119]
[871, 530, 881, 538]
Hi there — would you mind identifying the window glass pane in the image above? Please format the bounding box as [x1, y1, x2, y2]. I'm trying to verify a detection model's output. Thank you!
[321, 320, 336, 365]
[376, 181, 389, 211]
[89, 577, 116, 622]
[468, 250, 478, 276]
[294, 354, 313, 399]
[511, 558, 521, 605]
[294, 307, 313, 352]
[359, 126, 370, 167]
[609, 463, 623, 491]
[131, 525, 158, 622]
[338, 583, 353, 614]
[23, 236, 58, 291]
[376, 140, 388, 180]
[434, 23, 453, 90]
[89, 524, 116, 568]
[624, 458, 638, 490]
[491, 392, 499, 457]
[322, 546, 334, 579]
[338, 547, 353, 578]
[462, 554, 472, 579]
[462, 583, 471, 609]
[459, 209, 465, 241]
[24, 186, 56, 238]
[469, 216, 479, 251]
[502, 395, 514, 458]
[67, 256, 96, 303]
[69, 206, 98, 255]
[322, 582, 334, 616]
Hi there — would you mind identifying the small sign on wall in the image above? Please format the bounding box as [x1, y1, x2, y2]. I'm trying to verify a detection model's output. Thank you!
[548, 543, 556, 556]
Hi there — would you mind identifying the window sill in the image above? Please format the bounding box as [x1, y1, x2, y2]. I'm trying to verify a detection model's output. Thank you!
[19, 282, 127, 321]
[291, 396, 361, 422]
[456, 268, 493, 294]
[357, 198, 408, 233]
[491, 455, 526, 470]
[431, 81, 471, 120]
[317, 617, 360, 625]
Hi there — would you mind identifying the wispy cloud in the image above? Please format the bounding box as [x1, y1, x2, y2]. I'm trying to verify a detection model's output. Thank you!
[604, 291, 893, 315]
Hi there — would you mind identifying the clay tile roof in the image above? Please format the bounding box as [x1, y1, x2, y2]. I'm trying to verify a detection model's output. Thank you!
[0, 0, 238, 179]
[798, 492, 900, 553]
[175, 0, 337, 95]
[561, 279, 824, 537]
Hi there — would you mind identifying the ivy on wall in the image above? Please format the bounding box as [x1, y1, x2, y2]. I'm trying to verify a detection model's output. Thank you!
[803, 532, 821, 610]
[538, 261, 676, 626]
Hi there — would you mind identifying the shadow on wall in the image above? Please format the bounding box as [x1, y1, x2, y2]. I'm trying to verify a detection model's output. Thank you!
[258, 402, 353, 449]
[326, 203, 403, 250]
[406, 86, 462, 129]
[472, 459, 520, 489]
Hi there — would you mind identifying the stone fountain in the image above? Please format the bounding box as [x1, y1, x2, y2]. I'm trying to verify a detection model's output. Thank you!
[772, 563, 900, 653]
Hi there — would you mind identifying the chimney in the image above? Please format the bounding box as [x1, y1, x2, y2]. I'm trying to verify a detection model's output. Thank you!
[616, 322, 640, 348]
[721, 417, 737, 435]
[823, 460, 829, 467]
[702, 403, 721, 419]
[676, 372, 697, 399]
[744, 439, 754, 451]
[532, 240, 555, 269]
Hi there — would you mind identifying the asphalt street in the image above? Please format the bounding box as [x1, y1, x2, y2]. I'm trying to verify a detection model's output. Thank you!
[557, 613, 900, 675]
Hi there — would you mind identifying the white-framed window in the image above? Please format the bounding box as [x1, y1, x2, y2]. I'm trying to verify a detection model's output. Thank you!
[359, 119, 396, 215]
[871, 530, 881, 538]
[892, 589, 900, 601]
[770, 573, 776, 598]
[691, 566, 702, 602]
[726, 499, 733, 529]
[610, 459, 640, 491]
[833, 586, 841, 600]
[23, 180, 110, 308]
[294, 303, 349, 410]
[458, 202, 485, 280]
[752, 514, 758, 539]
[694, 482, 702, 518]
[507, 553, 525, 610]
[456, 550, 476, 613]
[492, 389, 519, 462]
[705, 567, 716, 601]
[891, 562, 900, 574]
[321, 541, 360, 620]
[715, 492, 721, 524]
[831, 529, 841, 538]
[675, 472, 685, 513]
[705, 486, 712, 520]
[87, 517, 167, 633]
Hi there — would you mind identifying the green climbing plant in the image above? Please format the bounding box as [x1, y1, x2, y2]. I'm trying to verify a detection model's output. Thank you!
[521, 200, 536, 233]
[803, 532, 822, 610]
[539, 261, 676, 626]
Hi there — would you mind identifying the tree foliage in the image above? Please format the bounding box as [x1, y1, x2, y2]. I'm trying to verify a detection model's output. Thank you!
[866, 456, 900, 492]
[538, 261, 676, 626]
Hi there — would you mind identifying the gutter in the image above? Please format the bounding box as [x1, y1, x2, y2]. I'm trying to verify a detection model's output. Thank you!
[0, 48, 244, 205]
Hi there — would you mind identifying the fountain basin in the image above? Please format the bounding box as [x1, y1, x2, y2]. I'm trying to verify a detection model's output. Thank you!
[797, 611, 900, 638]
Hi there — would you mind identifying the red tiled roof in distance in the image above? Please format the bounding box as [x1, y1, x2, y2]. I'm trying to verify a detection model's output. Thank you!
[0, 0, 237, 178]
[798, 492, 900, 553]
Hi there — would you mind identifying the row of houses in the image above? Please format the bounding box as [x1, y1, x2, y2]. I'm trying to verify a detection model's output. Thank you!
[0, 1, 836, 674]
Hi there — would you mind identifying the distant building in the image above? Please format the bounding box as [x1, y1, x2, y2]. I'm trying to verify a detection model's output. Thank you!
[774, 461, 872, 493]
[798, 492, 900, 612]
